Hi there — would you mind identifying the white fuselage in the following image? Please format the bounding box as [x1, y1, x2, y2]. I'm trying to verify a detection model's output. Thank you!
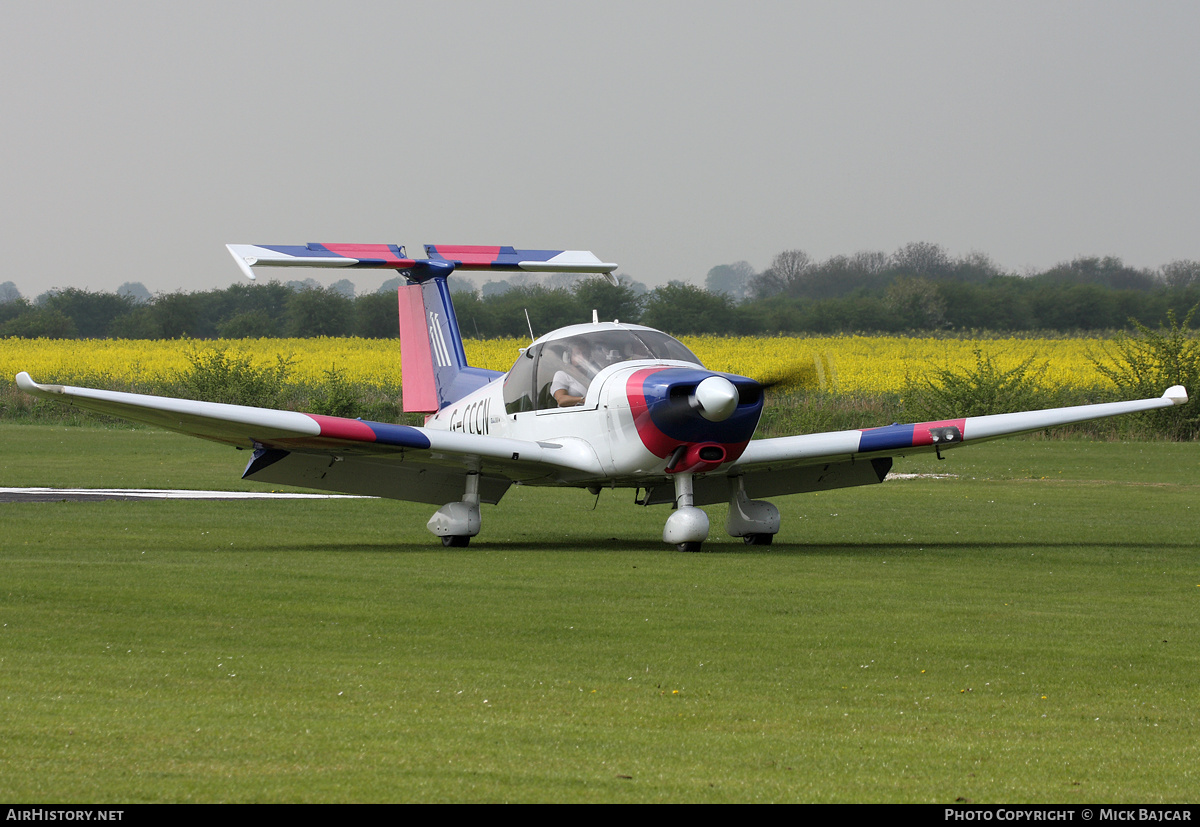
[423, 360, 687, 485]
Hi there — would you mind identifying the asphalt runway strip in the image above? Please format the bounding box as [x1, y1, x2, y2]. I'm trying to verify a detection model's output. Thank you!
[0, 488, 373, 503]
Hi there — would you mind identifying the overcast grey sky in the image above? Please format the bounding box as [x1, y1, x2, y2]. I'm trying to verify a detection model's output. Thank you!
[2, 0, 1197, 299]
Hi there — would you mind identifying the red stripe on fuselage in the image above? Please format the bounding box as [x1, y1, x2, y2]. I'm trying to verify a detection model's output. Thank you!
[626, 367, 673, 457]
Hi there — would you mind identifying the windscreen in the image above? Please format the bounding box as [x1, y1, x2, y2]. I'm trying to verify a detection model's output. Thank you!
[502, 329, 704, 413]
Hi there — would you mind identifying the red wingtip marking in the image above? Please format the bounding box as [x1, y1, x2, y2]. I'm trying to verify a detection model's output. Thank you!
[307, 415, 378, 441]
[912, 418, 967, 445]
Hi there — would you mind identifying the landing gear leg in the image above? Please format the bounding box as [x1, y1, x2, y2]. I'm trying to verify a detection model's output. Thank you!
[663, 471, 709, 552]
[427, 470, 482, 548]
[725, 476, 779, 546]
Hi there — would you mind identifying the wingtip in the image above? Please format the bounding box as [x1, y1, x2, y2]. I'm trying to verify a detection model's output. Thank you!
[15, 371, 64, 397]
[1163, 385, 1188, 405]
[226, 244, 258, 281]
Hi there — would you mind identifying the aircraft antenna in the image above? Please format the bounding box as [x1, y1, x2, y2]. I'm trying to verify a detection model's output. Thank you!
[592, 309, 599, 324]
[524, 309, 536, 342]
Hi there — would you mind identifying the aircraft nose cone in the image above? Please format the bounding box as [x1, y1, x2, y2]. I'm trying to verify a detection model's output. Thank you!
[693, 376, 739, 422]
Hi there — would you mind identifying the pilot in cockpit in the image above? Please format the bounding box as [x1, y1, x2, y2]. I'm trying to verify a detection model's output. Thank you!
[551, 343, 595, 407]
[550, 336, 649, 407]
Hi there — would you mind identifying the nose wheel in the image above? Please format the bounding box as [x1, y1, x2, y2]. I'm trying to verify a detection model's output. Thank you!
[663, 472, 710, 551]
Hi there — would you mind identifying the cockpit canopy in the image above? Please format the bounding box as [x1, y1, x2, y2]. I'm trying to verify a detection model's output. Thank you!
[503, 326, 703, 413]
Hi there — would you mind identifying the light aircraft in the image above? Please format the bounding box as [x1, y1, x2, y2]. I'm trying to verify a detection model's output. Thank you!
[15, 242, 1189, 551]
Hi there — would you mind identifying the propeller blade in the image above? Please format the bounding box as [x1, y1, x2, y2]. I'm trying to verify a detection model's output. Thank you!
[756, 364, 813, 392]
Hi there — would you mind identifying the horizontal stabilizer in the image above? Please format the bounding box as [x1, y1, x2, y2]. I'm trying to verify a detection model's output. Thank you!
[227, 243, 617, 280]
[227, 244, 414, 279]
[423, 245, 618, 273]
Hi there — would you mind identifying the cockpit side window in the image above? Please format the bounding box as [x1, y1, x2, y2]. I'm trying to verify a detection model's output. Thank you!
[503, 346, 538, 414]
[536, 340, 595, 410]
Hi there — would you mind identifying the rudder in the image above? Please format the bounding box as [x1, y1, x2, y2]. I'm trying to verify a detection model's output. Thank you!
[398, 274, 500, 412]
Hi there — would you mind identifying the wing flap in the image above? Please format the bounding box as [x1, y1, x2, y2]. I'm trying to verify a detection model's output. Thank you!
[242, 448, 513, 505]
[639, 457, 893, 506]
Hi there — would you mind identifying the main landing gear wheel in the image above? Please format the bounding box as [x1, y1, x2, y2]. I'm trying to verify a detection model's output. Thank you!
[742, 533, 773, 546]
[676, 541, 704, 552]
[428, 473, 482, 548]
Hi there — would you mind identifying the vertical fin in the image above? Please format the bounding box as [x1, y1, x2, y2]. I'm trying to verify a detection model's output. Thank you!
[397, 275, 502, 412]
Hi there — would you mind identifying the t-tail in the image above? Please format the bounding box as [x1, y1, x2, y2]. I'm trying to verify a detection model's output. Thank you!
[226, 242, 618, 412]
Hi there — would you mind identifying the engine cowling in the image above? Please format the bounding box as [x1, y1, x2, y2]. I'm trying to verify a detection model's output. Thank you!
[623, 367, 763, 469]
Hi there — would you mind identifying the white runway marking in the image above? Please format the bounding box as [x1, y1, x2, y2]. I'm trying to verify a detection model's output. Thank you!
[0, 487, 373, 502]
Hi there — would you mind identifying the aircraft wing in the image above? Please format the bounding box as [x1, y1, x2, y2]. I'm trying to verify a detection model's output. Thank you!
[674, 386, 1190, 506]
[13, 372, 603, 506]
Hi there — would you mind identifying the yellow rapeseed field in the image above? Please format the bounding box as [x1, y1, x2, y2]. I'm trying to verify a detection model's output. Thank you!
[2, 335, 1119, 393]
[684, 336, 1115, 392]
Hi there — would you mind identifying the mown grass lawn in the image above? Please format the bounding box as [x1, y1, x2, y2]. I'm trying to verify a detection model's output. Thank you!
[1, 426, 1197, 802]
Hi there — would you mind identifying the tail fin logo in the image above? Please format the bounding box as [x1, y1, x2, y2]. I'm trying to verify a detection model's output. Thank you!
[428, 311, 452, 368]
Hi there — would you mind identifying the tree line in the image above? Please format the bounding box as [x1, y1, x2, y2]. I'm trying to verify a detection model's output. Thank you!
[2, 242, 1198, 339]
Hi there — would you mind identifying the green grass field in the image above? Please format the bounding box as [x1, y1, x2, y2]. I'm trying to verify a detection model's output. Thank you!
[1, 425, 1197, 802]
